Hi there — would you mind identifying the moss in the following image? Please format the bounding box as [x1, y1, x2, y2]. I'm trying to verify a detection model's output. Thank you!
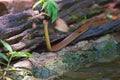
[62, 41, 120, 70]
[70, 14, 78, 20]
[88, 7, 104, 17]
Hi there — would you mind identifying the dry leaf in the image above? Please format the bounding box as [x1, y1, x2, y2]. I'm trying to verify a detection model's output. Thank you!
[55, 18, 69, 32]
[32, 22, 37, 28]
[3, 76, 12, 80]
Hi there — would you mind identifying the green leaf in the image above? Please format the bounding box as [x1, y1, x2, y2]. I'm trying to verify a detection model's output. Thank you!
[83, 15, 87, 21]
[0, 53, 8, 62]
[46, 3, 52, 16]
[32, 0, 41, 9]
[51, 9, 58, 23]
[106, 13, 112, 20]
[33, 0, 58, 22]
[0, 39, 13, 52]
[42, 1, 48, 10]
[11, 51, 32, 58]
[50, 0, 58, 8]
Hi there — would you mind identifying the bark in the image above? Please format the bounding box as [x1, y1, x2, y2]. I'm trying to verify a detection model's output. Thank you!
[0, 0, 120, 52]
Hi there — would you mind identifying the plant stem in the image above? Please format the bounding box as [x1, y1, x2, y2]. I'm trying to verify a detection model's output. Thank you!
[43, 20, 52, 51]
[3, 55, 13, 76]
[0, 62, 7, 66]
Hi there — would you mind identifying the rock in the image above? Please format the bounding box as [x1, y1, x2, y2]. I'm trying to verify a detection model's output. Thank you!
[13, 60, 32, 69]
[77, 41, 94, 50]
[22, 76, 34, 80]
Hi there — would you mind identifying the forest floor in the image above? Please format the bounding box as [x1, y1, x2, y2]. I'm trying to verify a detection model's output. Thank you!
[0, 0, 120, 80]
[3, 32, 119, 80]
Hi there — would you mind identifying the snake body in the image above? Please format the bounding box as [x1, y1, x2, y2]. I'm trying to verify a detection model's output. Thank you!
[44, 15, 120, 51]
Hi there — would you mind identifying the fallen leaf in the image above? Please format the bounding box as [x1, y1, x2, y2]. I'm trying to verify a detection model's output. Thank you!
[3, 76, 12, 80]
[55, 18, 69, 32]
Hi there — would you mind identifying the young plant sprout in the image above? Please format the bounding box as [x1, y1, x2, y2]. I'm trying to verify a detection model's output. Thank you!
[33, 0, 58, 51]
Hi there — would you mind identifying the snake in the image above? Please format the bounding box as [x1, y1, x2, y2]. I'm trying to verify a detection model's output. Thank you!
[43, 15, 120, 51]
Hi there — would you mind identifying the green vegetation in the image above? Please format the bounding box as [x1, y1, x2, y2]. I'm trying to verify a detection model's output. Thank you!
[33, 0, 58, 22]
[106, 13, 113, 20]
[33, 0, 59, 51]
[89, 7, 103, 16]
[0, 39, 32, 77]
[0, 39, 55, 79]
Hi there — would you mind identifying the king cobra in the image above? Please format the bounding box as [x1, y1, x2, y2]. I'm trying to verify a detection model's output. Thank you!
[43, 15, 120, 51]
